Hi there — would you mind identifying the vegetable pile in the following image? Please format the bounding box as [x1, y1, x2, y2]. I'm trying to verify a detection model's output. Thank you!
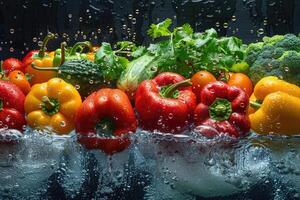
[1, 19, 300, 154]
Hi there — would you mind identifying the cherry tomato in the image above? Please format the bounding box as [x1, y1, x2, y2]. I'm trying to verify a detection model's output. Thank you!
[8, 70, 31, 95]
[2, 58, 24, 75]
[191, 71, 217, 101]
[226, 73, 253, 97]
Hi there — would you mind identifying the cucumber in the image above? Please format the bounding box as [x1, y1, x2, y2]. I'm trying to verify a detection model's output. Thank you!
[32, 59, 115, 97]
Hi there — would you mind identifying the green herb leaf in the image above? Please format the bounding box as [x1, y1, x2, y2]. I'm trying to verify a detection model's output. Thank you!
[147, 18, 172, 39]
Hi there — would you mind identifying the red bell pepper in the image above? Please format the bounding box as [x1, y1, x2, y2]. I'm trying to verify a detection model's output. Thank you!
[194, 81, 250, 138]
[1, 58, 24, 75]
[75, 88, 137, 154]
[0, 80, 26, 132]
[22, 50, 39, 67]
[135, 72, 197, 133]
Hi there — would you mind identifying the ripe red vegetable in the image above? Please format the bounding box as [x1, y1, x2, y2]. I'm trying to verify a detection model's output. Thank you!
[2, 58, 24, 75]
[135, 72, 197, 133]
[0, 80, 26, 132]
[75, 88, 137, 154]
[22, 50, 39, 67]
[194, 81, 250, 138]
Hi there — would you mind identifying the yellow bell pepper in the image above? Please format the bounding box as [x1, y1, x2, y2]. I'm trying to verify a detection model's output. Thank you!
[27, 56, 56, 85]
[25, 78, 82, 135]
[249, 76, 300, 135]
[25, 34, 56, 86]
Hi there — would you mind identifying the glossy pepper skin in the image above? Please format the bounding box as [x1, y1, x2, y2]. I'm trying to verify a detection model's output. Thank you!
[194, 81, 250, 138]
[23, 33, 56, 85]
[75, 88, 137, 154]
[0, 80, 26, 132]
[247, 76, 300, 114]
[253, 76, 300, 100]
[249, 76, 300, 135]
[250, 92, 300, 135]
[135, 72, 197, 133]
[24, 78, 82, 134]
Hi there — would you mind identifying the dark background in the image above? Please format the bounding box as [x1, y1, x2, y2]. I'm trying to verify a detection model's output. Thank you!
[0, 0, 299, 60]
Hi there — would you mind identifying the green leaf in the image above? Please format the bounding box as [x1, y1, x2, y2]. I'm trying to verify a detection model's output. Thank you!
[132, 46, 147, 58]
[95, 42, 113, 60]
[116, 41, 136, 50]
[182, 24, 194, 35]
[147, 18, 172, 39]
[95, 42, 128, 81]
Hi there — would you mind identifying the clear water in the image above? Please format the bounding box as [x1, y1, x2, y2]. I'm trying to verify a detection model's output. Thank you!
[1, 127, 300, 200]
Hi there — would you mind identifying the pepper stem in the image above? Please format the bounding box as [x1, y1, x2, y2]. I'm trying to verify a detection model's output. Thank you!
[60, 42, 67, 65]
[31, 63, 58, 72]
[38, 33, 55, 58]
[70, 41, 92, 55]
[0, 60, 3, 78]
[0, 99, 3, 111]
[250, 101, 262, 110]
[161, 79, 192, 98]
[41, 96, 60, 116]
[95, 118, 115, 138]
[209, 98, 232, 121]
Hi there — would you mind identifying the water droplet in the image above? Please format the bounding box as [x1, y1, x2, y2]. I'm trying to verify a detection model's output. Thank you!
[60, 121, 66, 127]
[284, 66, 289, 72]
[231, 15, 236, 22]
[257, 28, 264, 35]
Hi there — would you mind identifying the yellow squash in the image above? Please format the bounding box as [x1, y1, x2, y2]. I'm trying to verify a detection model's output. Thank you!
[25, 78, 82, 134]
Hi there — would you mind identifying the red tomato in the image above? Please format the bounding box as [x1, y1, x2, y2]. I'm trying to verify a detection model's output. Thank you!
[2, 58, 24, 75]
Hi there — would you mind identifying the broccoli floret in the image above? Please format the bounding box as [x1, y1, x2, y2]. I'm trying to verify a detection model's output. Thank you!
[245, 42, 263, 65]
[272, 47, 285, 59]
[278, 51, 300, 73]
[247, 33, 300, 86]
[263, 35, 284, 46]
[275, 34, 300, 51]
